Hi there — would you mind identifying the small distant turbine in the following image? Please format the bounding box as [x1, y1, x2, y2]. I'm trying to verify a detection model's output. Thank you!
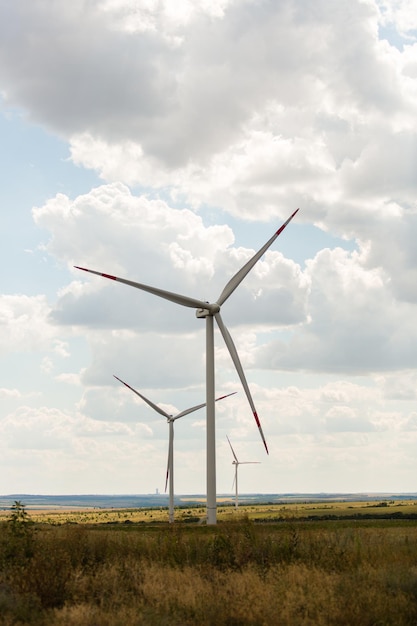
[76, 208, 298, 524]
[227, 435, 260, 509]
[114, 375, 235, 523]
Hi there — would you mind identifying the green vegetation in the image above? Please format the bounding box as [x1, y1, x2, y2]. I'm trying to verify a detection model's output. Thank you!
[1, 501, 417, 624]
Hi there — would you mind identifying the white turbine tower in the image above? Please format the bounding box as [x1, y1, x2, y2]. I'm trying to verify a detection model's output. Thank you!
[226, 435, 260, 509]
[114, 374, 235, 523]
[75, 208, 298, 524]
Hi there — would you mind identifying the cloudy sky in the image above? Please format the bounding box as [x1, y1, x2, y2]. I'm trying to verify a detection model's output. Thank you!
[1, 0, 417, 497]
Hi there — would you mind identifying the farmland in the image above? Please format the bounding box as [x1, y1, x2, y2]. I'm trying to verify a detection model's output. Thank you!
[1, 501, 417, 624]
[4, 496, 417, 525]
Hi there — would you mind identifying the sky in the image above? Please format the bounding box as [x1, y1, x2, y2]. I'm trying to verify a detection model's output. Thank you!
[1, 0, 417, 497]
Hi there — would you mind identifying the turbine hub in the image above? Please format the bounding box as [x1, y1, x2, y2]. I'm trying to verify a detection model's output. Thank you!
[195, 302, 220, 318]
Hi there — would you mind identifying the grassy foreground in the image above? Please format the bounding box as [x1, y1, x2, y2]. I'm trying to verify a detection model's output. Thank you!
[1, 504, 417, 625]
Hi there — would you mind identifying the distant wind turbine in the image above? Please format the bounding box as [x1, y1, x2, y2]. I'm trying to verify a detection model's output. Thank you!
[226, 435, 260, 509]
[75, 208, 298, 524]
[114, 375, 236, 523]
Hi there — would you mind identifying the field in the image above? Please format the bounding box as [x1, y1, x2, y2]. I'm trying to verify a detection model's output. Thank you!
[1, 500, 417, 625]
[4, 497, 416, 525]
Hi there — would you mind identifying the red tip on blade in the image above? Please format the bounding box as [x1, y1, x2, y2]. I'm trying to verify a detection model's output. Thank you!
[253, 410, 261, 429]
[113, 375, 134, 392]
[275, 208, 299, 236]
[216, 392, 237, 401]
[253, 411, 269, 455]
[74, 266, 117, 281]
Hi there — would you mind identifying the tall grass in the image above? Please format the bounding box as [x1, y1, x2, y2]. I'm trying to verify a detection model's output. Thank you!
[1, 517, 417, 624]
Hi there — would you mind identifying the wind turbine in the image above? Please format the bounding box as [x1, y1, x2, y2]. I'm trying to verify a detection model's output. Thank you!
[114, 374, 236, 523]
[226, 435, 260, 509]
[75, 208, 298, 524]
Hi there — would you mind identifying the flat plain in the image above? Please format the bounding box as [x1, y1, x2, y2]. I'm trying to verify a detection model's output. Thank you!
[6, 497, 417, 524]
[2, 500, 417, 625]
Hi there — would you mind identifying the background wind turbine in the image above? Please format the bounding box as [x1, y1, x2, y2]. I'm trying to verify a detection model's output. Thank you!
[75, 208, 298, 524]
[114, 374, 236, 523]
[226, 435, 260, 509]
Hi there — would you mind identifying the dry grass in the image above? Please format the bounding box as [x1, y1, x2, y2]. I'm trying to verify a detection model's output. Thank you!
[1, 510, 417, 624]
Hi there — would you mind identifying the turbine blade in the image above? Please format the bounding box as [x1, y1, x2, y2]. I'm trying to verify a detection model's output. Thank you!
[215, 313, 269, 454]
[113, 375, 170, 419]
[165, 427, 173, 493]
[75, 266, 209, 310]
[226, 435, 239, 463]
[215, 391, 238, 402]
[174, 391, 237, 420]
[165, 459, 170, 493]
[174, 402, 207, 420]
[216, 208, 299, 306]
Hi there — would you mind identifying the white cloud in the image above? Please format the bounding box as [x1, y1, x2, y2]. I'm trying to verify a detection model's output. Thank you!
[0, 294, 57, 353]
[255, 244, 417, 373]
[32, 183, 307, 337]
[55, 373, 81, 386]
[0, 388, 21, 399]
[1, 0, 417, 494]
[1, 406, 78, 451]
[1, 0, 414, 225]
[376, 370, 417, 400]
[377, 0, 417, 39]
[0, 404, 168, 493]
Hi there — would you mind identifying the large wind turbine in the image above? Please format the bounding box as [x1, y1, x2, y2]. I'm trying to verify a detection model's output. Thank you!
[226, 435, 260, 509]
[75, 208, 298, 524]
[114, 374, 235, 523]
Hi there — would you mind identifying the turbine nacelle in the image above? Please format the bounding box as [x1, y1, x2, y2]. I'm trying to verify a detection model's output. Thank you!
[196, 303, 220, 318]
